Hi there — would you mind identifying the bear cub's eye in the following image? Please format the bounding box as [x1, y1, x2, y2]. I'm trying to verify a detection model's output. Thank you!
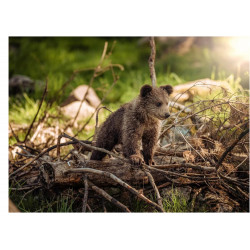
[156, 102, 162, 107]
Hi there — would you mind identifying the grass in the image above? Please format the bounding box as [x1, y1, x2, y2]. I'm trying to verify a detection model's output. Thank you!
[162, 189, 190, 212]
[9, 186, 78, 212]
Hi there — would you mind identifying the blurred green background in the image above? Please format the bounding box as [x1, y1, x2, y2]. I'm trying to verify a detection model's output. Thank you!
[9, 37, 249, 127]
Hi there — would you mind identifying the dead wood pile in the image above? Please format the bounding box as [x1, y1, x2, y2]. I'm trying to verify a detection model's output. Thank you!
[9, 86, 249, 212]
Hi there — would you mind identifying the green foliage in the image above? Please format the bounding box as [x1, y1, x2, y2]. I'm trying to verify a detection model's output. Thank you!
[9, 37, 248, 127]
[9, 93, 45, 124]
[162, 188, 190, 212]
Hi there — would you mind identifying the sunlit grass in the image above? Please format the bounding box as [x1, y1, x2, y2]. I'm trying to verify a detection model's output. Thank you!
[9, 93, 47, 124]
[162, 188, 190, 212]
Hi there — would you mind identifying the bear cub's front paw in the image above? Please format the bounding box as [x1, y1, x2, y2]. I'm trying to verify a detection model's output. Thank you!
[148, 159, 155, 166]
[129, 154, 144, 166]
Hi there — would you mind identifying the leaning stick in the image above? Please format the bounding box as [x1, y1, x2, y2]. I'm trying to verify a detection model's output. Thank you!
[149, 37, 157, 87]
[144, 169, 164, 211]
[21, 78, 48, 143]
[82, 175, 89, 212]
[70, 42, 109, 127]
[216, 126, 249, 170]
[88, 180, 131, 212]
[9, 123, 20, 142]
[58, 133, 127, 162]
[10, 140, 91, 177]
[64, 168, 164, 212]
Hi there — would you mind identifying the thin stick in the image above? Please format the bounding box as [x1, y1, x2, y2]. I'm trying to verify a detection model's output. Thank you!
[177, 128, 206, 162]
[160, 101, 231, 139]
[88, 180, 131, 212]
[21, 78, 48, 143]
[82, 175, 88, 212]
[9, 140, 91, 177]
[64, 168, 164, 212]
[60, 133, 127, 162]
[74, 65, 119, 137]
[154, 163, 215, 172]
[144, 169, 164, 211]
[30, 113, 49, 143]
[70, 42, 108, 127]
[145, 165, 219, 181]
[216, 127, 249, 170]
[86, 204, 92, 212]
[95, 106, 113, 129]
[57, 134, 63, 161]
[148, 37, 157, 87]
[9, 123, 20, 142]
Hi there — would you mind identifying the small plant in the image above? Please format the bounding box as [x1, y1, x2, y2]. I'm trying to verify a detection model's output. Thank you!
[162, 188, 190, 212]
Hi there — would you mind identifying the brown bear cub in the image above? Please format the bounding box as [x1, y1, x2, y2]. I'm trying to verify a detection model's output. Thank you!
[91, 84, 173, 165]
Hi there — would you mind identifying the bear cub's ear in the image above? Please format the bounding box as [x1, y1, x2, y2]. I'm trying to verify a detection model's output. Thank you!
[160, 85, 173, 95]
[140, 84, 152, 97]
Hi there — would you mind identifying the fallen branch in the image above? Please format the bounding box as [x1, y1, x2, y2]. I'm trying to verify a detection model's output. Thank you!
[154, 163, 215, 172]
[82, 175, 88, 212]
[144, 169, 164, 211]
[10, 140, 91, 177]
[216, 126, 249, 170]
[88, 180, 131, 212]
[64, 167, 164, 212]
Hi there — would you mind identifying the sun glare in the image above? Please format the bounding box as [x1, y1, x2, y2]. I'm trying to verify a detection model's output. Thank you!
[229, 37, 250, 60]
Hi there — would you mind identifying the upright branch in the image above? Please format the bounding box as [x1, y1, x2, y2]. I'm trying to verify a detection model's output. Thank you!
[21, 78, 48, 143]
[148, 37, 157, 87]
[70, 42, 108, 127]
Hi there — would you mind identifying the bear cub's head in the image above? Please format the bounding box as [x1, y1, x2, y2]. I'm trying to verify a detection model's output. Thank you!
[140, 84, 173, 120]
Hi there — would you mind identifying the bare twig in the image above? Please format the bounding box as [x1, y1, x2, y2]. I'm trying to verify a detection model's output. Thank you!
[21, 78, 48, 143]
[9, 123, 20, 142]
[216, 126, 249, 170]
[144, 169, 164, 211]
[95, 106, 113, 130]
[145, 165, 219, 181]
[160, 101, 231, 139]
[88, 180, 131, 212]
[154, 163, 215, 172]
[86, 204, 92, 212]
[74, 65, 120, 137]
[148, 37, 157, 87]
[177, 128, 206, 162]
[69, 42, 109, 127]
[10, 139, 91, 177]
[64, 168, 164, 212]
[82, 175, 89, 212]
[30, 113, 49, 143]
[60, 133, 126, 162]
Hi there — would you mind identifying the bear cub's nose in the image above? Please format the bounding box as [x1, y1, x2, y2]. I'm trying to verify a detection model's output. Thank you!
[165, 113, 170, 118]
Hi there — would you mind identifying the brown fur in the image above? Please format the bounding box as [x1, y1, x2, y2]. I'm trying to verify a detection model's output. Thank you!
[90, 84, 173, 165]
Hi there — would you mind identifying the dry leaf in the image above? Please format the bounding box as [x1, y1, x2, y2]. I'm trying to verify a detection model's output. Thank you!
[189, 137, 204, 149]
[183, 150, 196, 163]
